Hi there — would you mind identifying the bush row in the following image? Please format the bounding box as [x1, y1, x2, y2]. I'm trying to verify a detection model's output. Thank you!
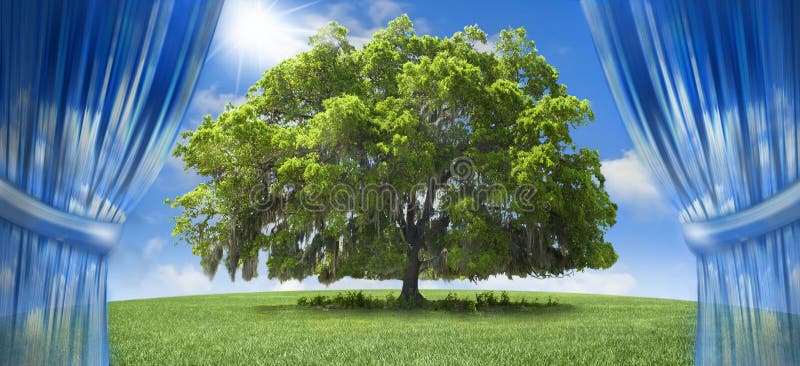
[296, 290, 559, 312]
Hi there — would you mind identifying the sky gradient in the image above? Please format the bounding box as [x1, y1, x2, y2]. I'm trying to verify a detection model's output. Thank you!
[108, 0, 697, 301]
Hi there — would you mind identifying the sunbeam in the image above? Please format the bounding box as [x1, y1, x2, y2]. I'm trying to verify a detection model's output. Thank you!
[208, 0, 318, 91]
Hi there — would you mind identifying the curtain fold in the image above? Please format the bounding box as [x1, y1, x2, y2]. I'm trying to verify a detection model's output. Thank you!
[0, 0, 222, 364]
[582, 0, 800, 364]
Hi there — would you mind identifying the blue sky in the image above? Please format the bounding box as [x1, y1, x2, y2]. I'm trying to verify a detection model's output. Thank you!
[108, 0, 696, 301]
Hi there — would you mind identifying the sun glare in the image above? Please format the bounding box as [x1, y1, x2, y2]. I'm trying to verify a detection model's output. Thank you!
[212, 0, 315, 74]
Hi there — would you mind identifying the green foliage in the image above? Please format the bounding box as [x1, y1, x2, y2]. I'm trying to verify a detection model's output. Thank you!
[432, 292, 477, 312]
[475, 291, 499, 308]
[109, 290, 697, 365]
[168, 15, 618, 290]
[296, 290, 557, 313]
[297, 291, 385, 309]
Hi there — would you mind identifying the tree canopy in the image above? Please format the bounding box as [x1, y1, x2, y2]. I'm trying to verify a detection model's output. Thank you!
[167, 15, 618, 303]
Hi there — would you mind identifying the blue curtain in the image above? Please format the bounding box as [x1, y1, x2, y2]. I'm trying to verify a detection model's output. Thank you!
[0, 1, 222, 364]
[582, 0, 800, 364]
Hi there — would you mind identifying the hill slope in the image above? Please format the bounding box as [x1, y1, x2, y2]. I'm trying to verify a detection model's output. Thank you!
[109, 290, 695, 365]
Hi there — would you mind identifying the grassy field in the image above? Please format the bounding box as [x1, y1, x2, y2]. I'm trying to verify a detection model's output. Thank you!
[109, 290, 696, 365]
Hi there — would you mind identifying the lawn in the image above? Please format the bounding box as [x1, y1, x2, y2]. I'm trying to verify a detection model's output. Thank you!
[109, 290, 696, 365]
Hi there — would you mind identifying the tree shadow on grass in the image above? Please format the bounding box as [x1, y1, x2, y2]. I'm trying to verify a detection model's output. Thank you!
[248, 303, 578, 317]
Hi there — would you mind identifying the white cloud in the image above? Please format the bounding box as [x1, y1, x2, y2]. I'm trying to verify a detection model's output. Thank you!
[189, 85, 244, 119]
[156, 264, 213, 294]
[272, 280, 305, 291]
[601, 150, 669, 211]
[320, 278, 403, 291]
[367, 0, 403, 24]
[116, 269, 636, 300]
[143, 237, 165, 258]
[472, 33, 498, 54]
[225, 271, 637, 296]
[300, 4, 376, 48]
[423, 271, 637, 296]
[300, 0, 428, 48]
[413, 17, 433, 35]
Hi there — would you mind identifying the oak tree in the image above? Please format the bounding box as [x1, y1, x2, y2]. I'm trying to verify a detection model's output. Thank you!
[168, 16, 618, 304]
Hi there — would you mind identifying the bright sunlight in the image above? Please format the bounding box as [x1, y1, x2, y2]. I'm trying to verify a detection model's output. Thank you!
[212, 0, 316, 74]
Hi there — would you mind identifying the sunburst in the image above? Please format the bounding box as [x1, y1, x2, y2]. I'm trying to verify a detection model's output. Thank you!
[208, 0, 318, 92]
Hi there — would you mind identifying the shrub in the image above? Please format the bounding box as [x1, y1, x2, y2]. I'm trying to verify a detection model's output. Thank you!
[441, 292, 460, 310]
[475, 291, 498, 309]
[428, 292, 477, 312]
[384, 291, 397, 308]
[500, 291, 511, 306]
[309, 295, 330, 306]
[296, 291, 560, 312]
[298, 291, 384, 309]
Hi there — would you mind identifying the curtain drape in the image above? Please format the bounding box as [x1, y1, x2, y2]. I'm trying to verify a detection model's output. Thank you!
[582, 0, 800, 364]
[0, 0, 222, 364]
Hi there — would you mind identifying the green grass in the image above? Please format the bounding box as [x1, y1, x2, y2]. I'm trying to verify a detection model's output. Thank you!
[109, 290, 696, 365]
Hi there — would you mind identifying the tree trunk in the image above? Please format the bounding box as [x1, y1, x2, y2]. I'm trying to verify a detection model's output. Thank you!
[399, 245, 423, 306]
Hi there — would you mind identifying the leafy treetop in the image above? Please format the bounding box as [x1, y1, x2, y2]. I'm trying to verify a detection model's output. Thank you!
[167, 15, 617, 303]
